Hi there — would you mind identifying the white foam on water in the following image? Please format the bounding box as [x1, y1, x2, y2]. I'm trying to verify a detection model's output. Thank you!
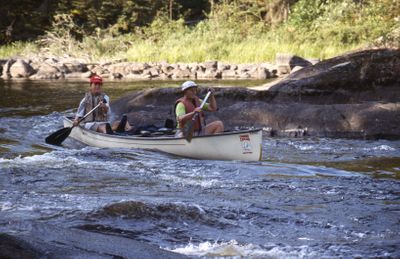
[0, 151, 89, 169]
[368, 145, 396, 151]
[0, 147, 131, 172]
[260, 161, 359, 177]
[0, 202, 15, 211]
[166, 240, 315, 258]
[158, 173, 221, 188]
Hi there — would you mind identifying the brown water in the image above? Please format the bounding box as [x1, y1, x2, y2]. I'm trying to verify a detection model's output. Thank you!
[0, 79, 399, 258]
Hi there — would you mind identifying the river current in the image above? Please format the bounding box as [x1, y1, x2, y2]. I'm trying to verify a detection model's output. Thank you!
[1, 80, 399, 258]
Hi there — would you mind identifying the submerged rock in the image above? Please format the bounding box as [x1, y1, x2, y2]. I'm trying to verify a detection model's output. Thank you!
[111, 49, 400, 139]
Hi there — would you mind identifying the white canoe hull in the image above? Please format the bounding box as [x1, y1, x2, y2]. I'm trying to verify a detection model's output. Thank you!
[63, 118, 262, 161]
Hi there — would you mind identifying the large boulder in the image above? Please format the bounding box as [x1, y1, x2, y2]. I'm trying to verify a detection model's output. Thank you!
[30, 63, 61, 79]
[268, 48, 400, 102]
[9, 59, 34, 78]
[111, 49, 400, 139]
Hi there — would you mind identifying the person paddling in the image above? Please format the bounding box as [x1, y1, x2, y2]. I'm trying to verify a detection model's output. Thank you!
[175, 81, 224, 137]
[73, 75, 134, 134]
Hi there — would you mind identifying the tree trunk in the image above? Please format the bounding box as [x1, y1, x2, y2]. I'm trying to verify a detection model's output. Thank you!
[265, 0, 298, 25]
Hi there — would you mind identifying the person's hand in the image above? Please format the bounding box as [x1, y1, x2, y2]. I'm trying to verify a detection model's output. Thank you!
[73, 119, 79, 126]
[207, 87, 215, 94]
[99, 98, 107, 108]
[194, 107, 203, 113]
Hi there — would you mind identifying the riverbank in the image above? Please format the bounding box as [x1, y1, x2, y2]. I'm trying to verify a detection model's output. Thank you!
[0, 52, 317, 81]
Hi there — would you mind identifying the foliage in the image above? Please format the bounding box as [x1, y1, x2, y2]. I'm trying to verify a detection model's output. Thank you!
[0, 0, 398, 62]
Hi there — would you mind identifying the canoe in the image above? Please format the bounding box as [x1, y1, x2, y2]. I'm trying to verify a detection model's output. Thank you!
[63, 117, 262, 161]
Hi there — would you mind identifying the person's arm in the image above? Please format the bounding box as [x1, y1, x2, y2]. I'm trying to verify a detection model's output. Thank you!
[73, 98, 86, 126]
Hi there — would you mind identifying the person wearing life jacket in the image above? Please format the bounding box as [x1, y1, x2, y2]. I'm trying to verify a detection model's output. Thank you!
[73, 75, 134, 134]
[175, 81, 224, 137]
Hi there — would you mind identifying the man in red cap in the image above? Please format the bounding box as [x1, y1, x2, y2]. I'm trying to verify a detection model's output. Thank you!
[73, 75, 113, 134]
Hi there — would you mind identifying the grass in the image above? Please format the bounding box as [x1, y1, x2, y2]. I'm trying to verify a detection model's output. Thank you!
[0, 41, 38, 59]
[0, 32, 367, 63]
[0, 0, 397, 63]
[0, 27, 382, 63]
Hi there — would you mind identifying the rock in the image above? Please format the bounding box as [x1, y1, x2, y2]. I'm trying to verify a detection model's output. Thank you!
[147, 67, 160, 78]
[161, 64, 174, 74]
[0, 233, 41, 259]
[91, 65, 108, 75]
[197, 69, 222, 79]
[159, 73, 172, 79]
[218, 62, 231, 71]
[0, 222, 187, 259]
[238, 72, 251, 79]
[9, 59, 34, 78]
[1, 59, 15, 79]
[64, 71, 92, 79]
[0, 59, 6, 75]
[99, 73, 110, 79]
[221, 69, 238, 79]
[238, 64, 258, 73]
[277, 65, 290, 75]
[107, 62, 131, 75]
[110, 49, 400, 139]
[64, 62, 88, 73]
[201, 61, 218, 71]
[260, 63, 278, 77]
[248, 67, 271, 79]
[307, 58, 320, 65]
[290, 66, 304, 74]
[275, 53, 312, 74]
[269, 49, 400, 96]
[112, 73, 123, 79]
[30, 63, 61, 79]
[187, 63, 200, 71]
[130, 62, 150, 74]
[171, 68, 194, 79]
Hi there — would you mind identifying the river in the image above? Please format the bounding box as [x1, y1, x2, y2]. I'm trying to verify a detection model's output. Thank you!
[1, 80, 399, 258]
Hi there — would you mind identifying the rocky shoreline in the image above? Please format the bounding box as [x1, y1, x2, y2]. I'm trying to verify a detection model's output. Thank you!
[111, 49, 400, 139]
[0, 53, 316, 81]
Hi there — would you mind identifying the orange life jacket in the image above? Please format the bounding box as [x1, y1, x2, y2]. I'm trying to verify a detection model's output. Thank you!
[175, 97, 205, 131]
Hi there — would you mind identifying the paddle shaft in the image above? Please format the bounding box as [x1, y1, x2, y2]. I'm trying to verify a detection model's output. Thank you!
[192, 91, 212, 123]
[74, 102, 103, 127]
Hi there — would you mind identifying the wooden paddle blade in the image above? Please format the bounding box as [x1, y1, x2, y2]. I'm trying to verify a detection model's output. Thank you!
[183, 121, 195, 142]
[45, 127, 73, 145]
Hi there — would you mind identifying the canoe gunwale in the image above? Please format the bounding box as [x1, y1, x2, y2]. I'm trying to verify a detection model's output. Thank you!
[64, 117, 262, 141]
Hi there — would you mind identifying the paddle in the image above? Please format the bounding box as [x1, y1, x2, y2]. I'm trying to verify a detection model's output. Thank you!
[182, 91, 212, 143]
[45, 101, 104, 146]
